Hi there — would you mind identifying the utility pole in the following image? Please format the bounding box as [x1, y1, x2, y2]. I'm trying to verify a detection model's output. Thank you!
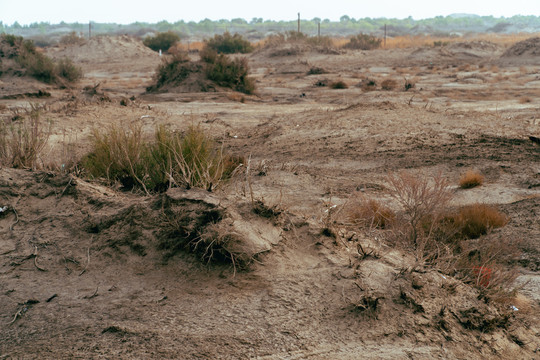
[89, 21, 92, 39]
[297, 13, 300, 33]
[384, 24, 387, 48]
[318, 21, 320, 37]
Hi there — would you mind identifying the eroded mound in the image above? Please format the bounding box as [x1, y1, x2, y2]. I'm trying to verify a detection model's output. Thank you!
[47, 35, 158, 64]
[499, 37, 540, 64]
[1, 168, 537, 359]
[502, 37, 540, 57]
[409, 40, 502, 63]
[447, 40, 500, 52]
[0, 169, 280, 270]
[145, 60, 217, 93]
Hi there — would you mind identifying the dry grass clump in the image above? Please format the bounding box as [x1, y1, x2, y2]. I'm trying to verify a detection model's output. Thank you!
[330, 80, 348, 89]
[459, 170, 484, 189]
[59, 31, 86, 46]
[81, 123, 234, 193]
[348, 197, 395, 229]
[0, 105, 51, 170]
[452, 204, 508, 239]
[343, 33, 382, 50]
[381, 79, 397, 90]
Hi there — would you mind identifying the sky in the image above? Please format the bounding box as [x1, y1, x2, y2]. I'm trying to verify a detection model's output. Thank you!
[1, 0, 539, 25]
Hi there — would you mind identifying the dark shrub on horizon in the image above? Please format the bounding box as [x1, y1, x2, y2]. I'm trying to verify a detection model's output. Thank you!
[205, 32, 253, 54]
[143, 31, 181, 52]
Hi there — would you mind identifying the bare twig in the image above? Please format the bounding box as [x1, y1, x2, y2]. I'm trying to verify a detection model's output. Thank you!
[56, 176, 73, 198]
[246, 155, 254, 205]
[33, 246, 47, 272]
[9, 207, 19, 231]
[7, 309, 23, 325]
[79, 247, 90, 276]
[231, 253, 237, 278]
[84, 285, 99, 299]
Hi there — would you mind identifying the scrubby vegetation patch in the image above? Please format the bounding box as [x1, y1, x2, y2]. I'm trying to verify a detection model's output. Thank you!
[0, 34, 82, 85]
[343, 33, 382, 50]
[143, 31, 180, 52]
[81, 123, 240, 194]
[147, 46, 255, 94]
[204, 32, 253, 54]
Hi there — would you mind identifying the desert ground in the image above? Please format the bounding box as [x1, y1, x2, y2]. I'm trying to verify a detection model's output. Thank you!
[0, 35, 539, 359]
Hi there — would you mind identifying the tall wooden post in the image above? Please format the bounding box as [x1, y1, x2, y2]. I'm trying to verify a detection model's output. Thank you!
[298, 13, 300, 33]
[318, 22, 321, 37]
[89, 22, 91, 39]
[384, 24, 387, 48]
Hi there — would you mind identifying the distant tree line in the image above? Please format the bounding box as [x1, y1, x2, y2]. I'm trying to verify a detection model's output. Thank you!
[1, 14, 539, 44]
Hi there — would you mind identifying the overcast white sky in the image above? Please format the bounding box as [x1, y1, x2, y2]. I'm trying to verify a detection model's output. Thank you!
[1, 0, 539, 25]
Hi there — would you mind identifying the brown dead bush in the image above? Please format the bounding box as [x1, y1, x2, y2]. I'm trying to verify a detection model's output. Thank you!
[348, 197, 395, 229]
[383, 172, 516, 302]
[330, 80, 348, 89]
[387, 171, 453, 248]
[452, 204, 508, 239]
[381, 79, 397, 90]
[459, 170, 484, 189]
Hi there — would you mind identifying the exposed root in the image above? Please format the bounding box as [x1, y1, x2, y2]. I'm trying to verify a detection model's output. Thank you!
[83, 285, 99, 299]
[9, 207, 19, 231]
[33, 246, 47, 272]
[79, 247, 90, 276]
[56, 176, 74, 198]
[7, 309, 23, 325]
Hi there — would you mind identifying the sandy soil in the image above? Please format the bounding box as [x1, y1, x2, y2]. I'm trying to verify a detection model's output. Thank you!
[0, 36, 539, 359]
